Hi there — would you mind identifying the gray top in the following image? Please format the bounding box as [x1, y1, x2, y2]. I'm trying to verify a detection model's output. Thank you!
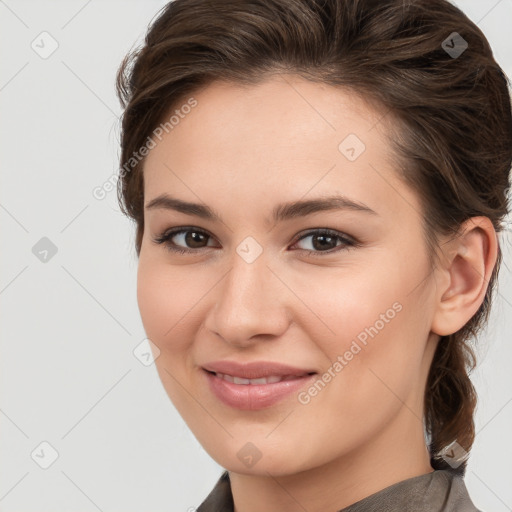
[197, 468, 481, 511]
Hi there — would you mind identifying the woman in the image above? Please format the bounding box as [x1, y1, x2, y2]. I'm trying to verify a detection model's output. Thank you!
[115, 0, 512, 510]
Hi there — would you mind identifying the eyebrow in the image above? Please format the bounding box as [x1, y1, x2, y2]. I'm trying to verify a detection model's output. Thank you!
[145, 193, 378, 223]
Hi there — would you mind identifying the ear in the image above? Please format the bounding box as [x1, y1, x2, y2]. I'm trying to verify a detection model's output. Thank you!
[430, 216, 498, 337]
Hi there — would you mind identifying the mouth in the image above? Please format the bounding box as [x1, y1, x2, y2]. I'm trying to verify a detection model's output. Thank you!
[204, 369, 316, 385]
[201, 361, 318, 410]
[202, 360, 317, 379]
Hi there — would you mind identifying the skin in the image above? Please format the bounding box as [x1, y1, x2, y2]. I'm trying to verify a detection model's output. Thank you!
[136, 74, 497, 512]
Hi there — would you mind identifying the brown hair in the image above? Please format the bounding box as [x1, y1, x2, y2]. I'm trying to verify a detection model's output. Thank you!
[115, 0, 512, 474]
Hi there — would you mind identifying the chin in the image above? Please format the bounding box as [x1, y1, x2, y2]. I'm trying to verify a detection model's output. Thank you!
[199, 436, 316, 477]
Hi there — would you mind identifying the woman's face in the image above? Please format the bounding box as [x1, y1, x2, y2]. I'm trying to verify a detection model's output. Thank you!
[137, 75, 440, 476]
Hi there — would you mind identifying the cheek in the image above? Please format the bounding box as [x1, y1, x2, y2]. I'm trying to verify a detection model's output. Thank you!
[136, 264, 169, 341]
[136, 259, 201, 411]
[136, 258, 197, 355]
[299, 254, 430, 407]
[288, 258, 410, 355]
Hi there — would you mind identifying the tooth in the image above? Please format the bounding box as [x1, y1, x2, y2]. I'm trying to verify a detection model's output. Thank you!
[250, 378, 268, 385]
[214, 373, 297, 384]
[233, 376, 251, 384]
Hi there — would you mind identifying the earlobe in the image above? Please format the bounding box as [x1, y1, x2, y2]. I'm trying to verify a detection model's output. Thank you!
[430, 217, 498, 337]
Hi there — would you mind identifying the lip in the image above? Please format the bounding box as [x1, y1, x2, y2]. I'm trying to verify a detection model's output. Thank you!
[202, 360, 317, 410]
[202, 360, 316, 379]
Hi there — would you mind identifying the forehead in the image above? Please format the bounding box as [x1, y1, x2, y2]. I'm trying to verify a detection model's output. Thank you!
[142, 74, 420, 222]
[168, 75, 386, 146]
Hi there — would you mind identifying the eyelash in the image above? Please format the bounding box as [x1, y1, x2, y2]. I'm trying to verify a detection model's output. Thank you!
[152, 226, 360, 257]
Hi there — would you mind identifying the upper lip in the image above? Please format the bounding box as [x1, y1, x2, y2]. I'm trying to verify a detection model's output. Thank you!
[202, 360, 317, 379]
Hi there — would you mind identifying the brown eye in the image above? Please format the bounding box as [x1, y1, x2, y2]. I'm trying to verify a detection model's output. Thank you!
[292, 229, 357, 256]
[182, 230, 209, 248]
[153, 227, 217, 254]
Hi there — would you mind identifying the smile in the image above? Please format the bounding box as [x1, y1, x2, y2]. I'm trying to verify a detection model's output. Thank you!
[212, 372, 311, 385]
[203, 367, 317, 410]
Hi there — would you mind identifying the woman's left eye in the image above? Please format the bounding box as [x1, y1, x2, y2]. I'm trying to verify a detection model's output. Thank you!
[292, 229, 357, 255]
[152, 227, 358, 256]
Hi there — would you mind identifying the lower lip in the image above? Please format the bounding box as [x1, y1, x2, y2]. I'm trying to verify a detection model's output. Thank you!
[203, 370, 316, 410]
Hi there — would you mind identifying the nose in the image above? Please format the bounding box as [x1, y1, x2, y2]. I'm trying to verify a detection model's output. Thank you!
[203, 250, 291, 348]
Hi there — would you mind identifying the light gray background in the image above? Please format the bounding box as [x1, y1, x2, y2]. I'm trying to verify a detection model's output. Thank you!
[1, 1, 511, 511]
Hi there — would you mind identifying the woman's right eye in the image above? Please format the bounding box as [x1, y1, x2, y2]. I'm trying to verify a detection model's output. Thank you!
[152, 227, 218, 254]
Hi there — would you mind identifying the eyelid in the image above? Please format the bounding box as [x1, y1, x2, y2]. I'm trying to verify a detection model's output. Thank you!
[292, 227, 355, 245]
[152, 226, 219, 250]
[157, 225, 216, 241]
